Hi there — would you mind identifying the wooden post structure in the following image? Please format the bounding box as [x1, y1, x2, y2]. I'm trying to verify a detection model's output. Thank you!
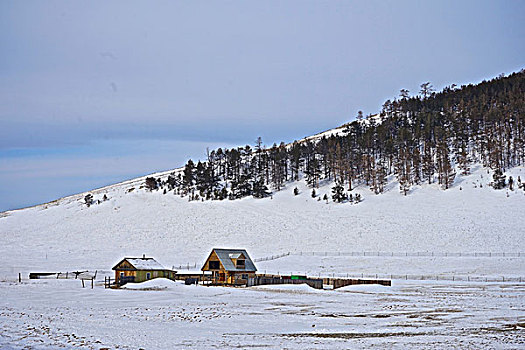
[82, 279, 85, 288]
[18, 273, 21, 283]
[91, 278, 94, 289]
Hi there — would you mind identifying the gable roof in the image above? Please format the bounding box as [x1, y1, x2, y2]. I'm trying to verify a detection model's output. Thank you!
[203, 248, 257, 272]
[112, 257, 167, 271]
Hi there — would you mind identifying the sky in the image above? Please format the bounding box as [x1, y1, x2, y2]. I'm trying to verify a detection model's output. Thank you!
[1, 1, 524, 211]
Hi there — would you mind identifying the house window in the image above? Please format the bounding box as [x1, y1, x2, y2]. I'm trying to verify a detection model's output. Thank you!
[146, 272, 151, 279]
[236, 260, 245, 268]
[120, 272, 124, 278]
[209, 261, 220, 270]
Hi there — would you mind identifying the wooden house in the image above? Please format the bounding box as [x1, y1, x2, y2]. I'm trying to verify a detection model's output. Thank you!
[112, 255, 175, 285]
[201, 248, 257, 285]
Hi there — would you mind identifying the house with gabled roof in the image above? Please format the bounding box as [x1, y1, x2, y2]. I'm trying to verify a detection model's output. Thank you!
[112, 255, 176, 285]
[201, 248, 257, 285]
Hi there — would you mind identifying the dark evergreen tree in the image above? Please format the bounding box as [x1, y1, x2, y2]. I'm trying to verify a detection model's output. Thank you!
[492, 169, 506, 189]
[84, 194, 93, 207]
[252, 177, 270, 198]
[145, 177, 158, 191]
[331, 182, 346, 203]
[183, 160, 195, 192]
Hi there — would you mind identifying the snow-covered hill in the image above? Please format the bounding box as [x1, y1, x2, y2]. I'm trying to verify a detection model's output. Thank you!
[1, 159, 523, 279]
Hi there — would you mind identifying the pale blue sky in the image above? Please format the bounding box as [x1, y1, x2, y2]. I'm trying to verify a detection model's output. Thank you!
[1, 1, 524, 211]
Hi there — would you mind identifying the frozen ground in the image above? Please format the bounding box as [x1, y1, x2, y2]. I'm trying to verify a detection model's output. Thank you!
[0, 165, 524, 348]
[0, 278, 523, 349]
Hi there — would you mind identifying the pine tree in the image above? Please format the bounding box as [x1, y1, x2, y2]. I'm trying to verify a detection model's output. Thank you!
[331, 182, 346, 203]
[145, 177, 158, 191]
[183, 160, 195, 192]
[84, 194, 93, 207]
[252, 177, 270, 198]
[492, 169, 506, 189]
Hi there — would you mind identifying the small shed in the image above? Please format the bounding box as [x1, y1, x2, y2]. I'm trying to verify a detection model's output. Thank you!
[201, 248, 257, 285]
[112, 255, 175, 285]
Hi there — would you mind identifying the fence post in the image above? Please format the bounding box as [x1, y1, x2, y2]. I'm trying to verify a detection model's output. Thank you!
[82, 279, 85, 288]
[18, 273, 21, 283]
[91, 278, 94, 289]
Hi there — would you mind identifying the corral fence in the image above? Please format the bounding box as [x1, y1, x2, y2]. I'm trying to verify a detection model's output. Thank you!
[288, 272, 525, 283]
[174, 263, 198, 270]
[29, 271, 97, 280]
[28, 271, 98, 288]
[254, 252, 291, 262]
[292, 251, 525, 258]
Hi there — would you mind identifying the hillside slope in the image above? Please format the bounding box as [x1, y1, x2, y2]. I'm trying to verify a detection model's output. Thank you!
[1, 162, 523, 279]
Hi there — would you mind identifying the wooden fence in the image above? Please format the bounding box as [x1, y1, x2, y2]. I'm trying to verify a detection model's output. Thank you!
[293, 251, 525, 258]
[247, 273, 391, 289]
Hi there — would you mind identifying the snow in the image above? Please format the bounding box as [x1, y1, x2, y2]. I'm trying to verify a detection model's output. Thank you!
[0, 163, 524, 348]
[120, 278, 183, 290]
[1, 278, 523, 349]
[124, 257, 167, 270]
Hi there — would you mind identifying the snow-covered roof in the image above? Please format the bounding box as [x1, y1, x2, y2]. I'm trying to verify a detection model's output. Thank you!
[205, 248, 257, 272]
[113, 257, 168, 271]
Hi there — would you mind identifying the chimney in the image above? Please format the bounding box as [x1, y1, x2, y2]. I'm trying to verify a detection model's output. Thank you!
[142, 254, 146, 259]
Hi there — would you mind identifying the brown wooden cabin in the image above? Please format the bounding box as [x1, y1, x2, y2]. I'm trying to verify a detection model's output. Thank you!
[201, 248, 257, 285]
[112, 255, 176, 286]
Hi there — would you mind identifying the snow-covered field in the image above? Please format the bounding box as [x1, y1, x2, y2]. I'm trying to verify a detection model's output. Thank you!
[1, 278, 523, 349]
[1, 165, 524, 348]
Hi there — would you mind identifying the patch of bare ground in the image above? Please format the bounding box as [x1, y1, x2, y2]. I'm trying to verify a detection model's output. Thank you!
[281, 331, 431, 339]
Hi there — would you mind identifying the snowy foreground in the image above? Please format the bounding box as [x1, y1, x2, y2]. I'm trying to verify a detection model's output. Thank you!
[0, 278, 523, 349]
[1, 165, 524, 348]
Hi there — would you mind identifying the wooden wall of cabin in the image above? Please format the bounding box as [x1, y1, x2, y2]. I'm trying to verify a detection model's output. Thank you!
[202, 251, 223, 272]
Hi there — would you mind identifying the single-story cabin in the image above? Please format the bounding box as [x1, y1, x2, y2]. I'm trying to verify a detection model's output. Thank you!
[201, 248, 257, 285]
[112, 255, 175, 285]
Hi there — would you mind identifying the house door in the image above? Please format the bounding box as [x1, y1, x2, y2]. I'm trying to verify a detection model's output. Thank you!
[219, 272, 225, 282]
